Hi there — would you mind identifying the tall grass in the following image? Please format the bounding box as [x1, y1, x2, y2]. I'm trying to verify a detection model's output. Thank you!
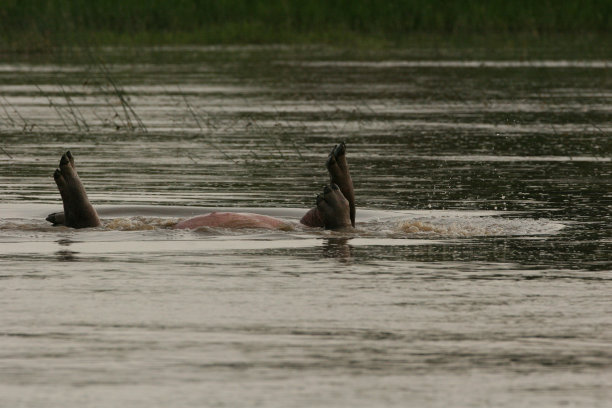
[1, 0, 610, 50]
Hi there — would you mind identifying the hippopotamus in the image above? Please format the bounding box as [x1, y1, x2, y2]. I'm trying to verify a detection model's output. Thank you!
[46, 143, 356, 231]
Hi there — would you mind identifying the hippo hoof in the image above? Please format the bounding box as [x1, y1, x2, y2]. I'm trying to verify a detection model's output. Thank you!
[332, 141, 346, 158]
[60, 153, 70, 166]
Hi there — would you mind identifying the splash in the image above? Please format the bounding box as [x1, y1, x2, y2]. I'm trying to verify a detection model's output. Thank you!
[104, 217, 179, 231]
[0, 204, 564, 238]
[398, 220, 485, 236]
[397, 216, 565, 237]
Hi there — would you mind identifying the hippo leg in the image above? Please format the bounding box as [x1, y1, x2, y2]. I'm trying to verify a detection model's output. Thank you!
[301, 142, 355, 228]
[326, 142, 355, 227]
[51, 151, 100, 228]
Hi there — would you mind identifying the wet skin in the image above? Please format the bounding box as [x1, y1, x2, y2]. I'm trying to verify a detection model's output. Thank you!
[316, 183, 352, 230]
[51, 151, 100, 229]
[48, 143, 355, 231]
[299, 142, 355, 228]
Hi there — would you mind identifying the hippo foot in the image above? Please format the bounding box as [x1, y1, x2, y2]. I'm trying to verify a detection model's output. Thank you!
[316, 183, 352, 230]
[52, 151, 100, 229]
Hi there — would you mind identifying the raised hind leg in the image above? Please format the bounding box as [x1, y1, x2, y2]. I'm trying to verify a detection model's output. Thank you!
[300, 142, 355, 228]
[325, 142, 355, 227]
[50, 151, 100, 228]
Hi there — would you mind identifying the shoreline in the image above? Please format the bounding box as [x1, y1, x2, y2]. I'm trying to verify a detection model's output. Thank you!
[2, 32, 611, 60]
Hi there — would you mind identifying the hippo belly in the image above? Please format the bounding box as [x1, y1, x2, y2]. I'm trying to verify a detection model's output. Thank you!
[174, 212, 289, 230]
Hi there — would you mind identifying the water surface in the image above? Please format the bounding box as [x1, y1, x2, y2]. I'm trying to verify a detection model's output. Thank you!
[0, 46, 611, 407]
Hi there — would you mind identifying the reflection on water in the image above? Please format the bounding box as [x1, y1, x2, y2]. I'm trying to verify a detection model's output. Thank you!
[0, 47, 610, 407]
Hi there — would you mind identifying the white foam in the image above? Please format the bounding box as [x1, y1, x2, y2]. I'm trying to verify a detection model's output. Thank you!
[397, 215, 565, 237]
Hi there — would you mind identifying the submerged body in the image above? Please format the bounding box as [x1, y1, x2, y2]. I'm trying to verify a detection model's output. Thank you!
[174, 212, 290, 230]
[49, 143, 355, 231]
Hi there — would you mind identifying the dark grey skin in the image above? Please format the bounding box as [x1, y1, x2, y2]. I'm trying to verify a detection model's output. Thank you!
[300, 142, 356, 228]
[316, 183, 352, 230]
[49, 151, 101, 228]
[326, 142, 355, 227]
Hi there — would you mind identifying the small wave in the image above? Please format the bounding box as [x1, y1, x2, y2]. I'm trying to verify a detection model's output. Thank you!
[0, 220, 62, 232]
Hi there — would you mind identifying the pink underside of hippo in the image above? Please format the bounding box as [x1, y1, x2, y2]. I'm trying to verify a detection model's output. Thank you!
[173, 212, 291, 230]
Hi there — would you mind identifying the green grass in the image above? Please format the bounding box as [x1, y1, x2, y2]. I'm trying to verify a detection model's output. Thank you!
[1, 0, 610, 51]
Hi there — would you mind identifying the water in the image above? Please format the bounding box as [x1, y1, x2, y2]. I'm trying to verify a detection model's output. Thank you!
[0, 46, 611, 407]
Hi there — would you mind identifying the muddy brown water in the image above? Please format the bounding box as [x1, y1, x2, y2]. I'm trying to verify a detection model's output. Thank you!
[0, 46, 611, 407]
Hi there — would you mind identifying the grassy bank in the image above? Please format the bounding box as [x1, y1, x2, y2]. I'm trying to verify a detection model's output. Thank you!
[1, 0, 610, 52]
